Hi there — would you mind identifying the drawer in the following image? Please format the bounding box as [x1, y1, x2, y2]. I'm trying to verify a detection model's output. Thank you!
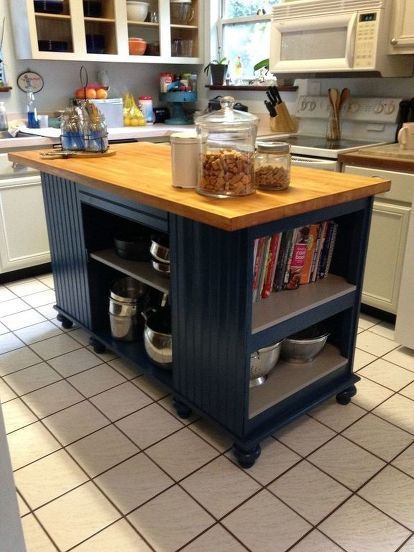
[79, 188, 168, 232]
[343, 165, 413, 204]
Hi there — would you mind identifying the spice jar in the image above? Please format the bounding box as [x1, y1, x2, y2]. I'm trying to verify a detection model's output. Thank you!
[255, 141, 291, 191]
[195, 96, 258, 198]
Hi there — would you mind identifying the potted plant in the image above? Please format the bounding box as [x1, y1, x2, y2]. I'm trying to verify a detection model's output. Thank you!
[204, 51, 228, 86]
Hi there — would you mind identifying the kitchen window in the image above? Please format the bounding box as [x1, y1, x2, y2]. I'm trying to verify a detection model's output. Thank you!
[218, 0, 280, 79]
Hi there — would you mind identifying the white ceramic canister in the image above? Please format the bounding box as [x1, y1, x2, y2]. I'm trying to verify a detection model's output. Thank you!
[170, 131, 198, 188]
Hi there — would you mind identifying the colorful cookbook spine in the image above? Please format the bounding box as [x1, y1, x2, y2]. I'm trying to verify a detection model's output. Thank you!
[300, 223, 320, 285]
[284, 226, 309, 290]
[262, 233, 282, 298]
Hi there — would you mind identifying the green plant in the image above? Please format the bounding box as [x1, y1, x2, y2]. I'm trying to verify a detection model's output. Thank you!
[253, 58, 269, 72]
[203, 57, 228, 76]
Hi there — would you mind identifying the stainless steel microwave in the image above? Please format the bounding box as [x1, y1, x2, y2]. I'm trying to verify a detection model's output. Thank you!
[269, 0, 413, 77]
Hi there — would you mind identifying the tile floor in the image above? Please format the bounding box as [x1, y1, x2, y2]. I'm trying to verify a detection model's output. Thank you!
[1, 274, 414, 552]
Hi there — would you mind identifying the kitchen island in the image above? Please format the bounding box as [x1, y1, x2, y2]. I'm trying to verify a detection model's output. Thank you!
[9, 143, 390, 467]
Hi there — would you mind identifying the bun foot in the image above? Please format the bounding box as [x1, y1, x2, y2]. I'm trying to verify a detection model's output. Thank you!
[89, 337, 106, 354]
[233, 443, 261, 468]
[56, 313, 73, 329]
[336, 385, 357, 405]
[173, 398, 192, 419]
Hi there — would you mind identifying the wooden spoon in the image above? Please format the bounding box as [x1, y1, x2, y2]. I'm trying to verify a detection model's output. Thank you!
[328, 88, 340, 114]
[338, 87, 351, 112]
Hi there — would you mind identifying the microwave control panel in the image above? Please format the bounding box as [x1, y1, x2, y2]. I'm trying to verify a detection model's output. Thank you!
[354, 11, 379, 68]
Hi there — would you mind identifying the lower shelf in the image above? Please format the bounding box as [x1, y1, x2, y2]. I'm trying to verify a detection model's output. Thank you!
[249, 343, 347, 419]
[93, 328, 173, 388]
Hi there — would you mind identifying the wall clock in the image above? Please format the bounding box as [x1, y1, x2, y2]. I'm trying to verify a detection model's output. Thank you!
[17, 70, 44, 93]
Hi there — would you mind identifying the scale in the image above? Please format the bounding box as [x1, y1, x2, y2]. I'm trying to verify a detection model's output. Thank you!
[159, 91, 197, 125]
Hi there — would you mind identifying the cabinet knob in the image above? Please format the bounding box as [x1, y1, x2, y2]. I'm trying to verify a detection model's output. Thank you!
[390, 37, 398, 45]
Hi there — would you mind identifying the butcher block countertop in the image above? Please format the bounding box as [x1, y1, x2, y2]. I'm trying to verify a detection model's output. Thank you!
[9, 142, 390, 231]
[339, 143, 414, 173]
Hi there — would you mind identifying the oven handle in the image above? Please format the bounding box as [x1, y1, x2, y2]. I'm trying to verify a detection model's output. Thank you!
[292, 156, 338, 171]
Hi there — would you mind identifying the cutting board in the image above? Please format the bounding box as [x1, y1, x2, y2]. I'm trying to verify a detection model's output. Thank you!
[359, 143, 414, 160]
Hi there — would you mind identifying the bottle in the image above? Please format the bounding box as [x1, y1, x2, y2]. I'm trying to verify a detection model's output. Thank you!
[0, 102, 8, 131]
[26, 88, 39, 129]
[138, 96, 154, 124]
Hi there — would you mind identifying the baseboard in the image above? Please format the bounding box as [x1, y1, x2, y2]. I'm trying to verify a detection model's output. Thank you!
[0, 263, 52, 285]
[360, 303, 396, 325]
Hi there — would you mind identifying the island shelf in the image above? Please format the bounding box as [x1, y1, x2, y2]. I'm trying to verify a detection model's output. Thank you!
[8, 143, 390, 467]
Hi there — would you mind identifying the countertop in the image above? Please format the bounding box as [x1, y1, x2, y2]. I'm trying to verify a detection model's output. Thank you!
[0, 124, 196, 152]
[339, 143, 414, 173]
[9, 142, 390, 231]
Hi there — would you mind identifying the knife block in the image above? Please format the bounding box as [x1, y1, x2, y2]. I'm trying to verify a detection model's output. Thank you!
[269, 103, 298, 133]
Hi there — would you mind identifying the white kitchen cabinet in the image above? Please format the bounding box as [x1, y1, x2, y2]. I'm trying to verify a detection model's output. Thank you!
[344, 165, 413, 314]
[395, 207, 414, 348]
[9, 0, 201, 63]
[0, 174, 51, 273]
[389, 0, 414, 53]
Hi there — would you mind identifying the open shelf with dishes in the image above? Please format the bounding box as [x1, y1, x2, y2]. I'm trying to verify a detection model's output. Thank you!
[11, 0, 202, 62]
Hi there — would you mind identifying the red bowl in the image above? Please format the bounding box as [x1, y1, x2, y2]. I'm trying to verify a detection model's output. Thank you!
[129, 38, 147, 55]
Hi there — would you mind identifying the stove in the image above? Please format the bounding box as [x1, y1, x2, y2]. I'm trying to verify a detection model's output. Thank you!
[260, 96, 402, 170]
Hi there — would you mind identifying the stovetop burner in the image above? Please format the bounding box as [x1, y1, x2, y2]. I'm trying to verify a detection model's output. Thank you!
[282, 135, 383, 150]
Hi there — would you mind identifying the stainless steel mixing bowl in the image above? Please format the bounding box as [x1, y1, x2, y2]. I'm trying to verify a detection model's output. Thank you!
[281, 333, 329, 363]
[250, 341, 282, 387]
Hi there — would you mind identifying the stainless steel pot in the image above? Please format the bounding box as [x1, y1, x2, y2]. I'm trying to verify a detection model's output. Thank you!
[250, 341, 282, 387]
[142, 306, 172, 368]
[110, 277, 148, 303]
[109, 277, 149, 341]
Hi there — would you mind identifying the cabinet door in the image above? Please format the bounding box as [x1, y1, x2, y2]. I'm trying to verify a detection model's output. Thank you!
[0, 175, 50, 273]
[389, 0, 414, 53]
[362, 201, 411, 313]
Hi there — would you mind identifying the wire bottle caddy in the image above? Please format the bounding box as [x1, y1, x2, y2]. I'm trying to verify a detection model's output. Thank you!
[61, 101, 109, 153]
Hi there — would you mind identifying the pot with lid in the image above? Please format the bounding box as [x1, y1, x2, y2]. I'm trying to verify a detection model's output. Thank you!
[195, 96, 258, 198]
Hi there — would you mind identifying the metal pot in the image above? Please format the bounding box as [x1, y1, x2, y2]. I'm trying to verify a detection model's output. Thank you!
[110, 277, 148, 303]
[142, 306, 172, 368]
[150, 238, 170, 263]
[250, 341, 282, 387]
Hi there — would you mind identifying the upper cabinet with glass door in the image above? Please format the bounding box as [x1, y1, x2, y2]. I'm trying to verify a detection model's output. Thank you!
[9, 0, 201, 63]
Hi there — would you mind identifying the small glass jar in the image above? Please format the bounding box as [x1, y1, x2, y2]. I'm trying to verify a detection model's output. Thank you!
[195, 96, 258, 198]
[255, 141, 291, 191]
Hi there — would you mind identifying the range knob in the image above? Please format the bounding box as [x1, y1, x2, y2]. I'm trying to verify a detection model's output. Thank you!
[349, 102, 360, 113]
[374, 103, 384, 114]
[384, 102, 396, 115]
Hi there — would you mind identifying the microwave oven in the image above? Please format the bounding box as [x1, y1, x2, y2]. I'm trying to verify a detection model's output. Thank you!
[269, 0, 413, 77]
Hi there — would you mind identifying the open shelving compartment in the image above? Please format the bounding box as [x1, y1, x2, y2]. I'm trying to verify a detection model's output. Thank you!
[81, 200, 172, 385]
[34, 0, 74, 53]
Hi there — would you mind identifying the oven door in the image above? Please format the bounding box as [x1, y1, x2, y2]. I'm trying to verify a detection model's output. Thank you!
[292, 156, 339, 172]
[270, 12, 357, 74]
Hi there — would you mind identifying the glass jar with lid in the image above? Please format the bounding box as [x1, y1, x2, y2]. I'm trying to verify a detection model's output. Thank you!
[195, 96, 258, 198]
[255, 141, 291, 191]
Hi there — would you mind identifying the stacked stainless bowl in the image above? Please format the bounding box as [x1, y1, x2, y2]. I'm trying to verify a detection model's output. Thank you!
[109, 277, 149, 341]
[150, 235, 170, 276]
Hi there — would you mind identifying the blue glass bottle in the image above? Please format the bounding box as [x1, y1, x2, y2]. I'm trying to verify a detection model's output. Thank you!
[27, 89, 39, 129]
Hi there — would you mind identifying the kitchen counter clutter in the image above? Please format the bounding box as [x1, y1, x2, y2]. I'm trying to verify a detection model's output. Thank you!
[9, 143, 390, 467]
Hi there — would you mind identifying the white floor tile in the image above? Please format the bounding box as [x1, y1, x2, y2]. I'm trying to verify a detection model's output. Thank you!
[268, 460, 351, 524]
[358, 358, 414, 391]
[0, 298, 31, 317]
[22, 289, 56, 308]
[373, 394, 414, 434]
[384, 346, 414, 373]
[392, 444, 414, 478]
[319, 495, 410, 552]
[128, 486, 215, 552]
[352, 376, 394, 411]
[30, 334, 82, 361]
[14, 321, 62, 345]
[222, 489, 311, 552]
[356, 330, 399, 357]
[359, 465, 414, 530]
[1, 309, 47, 331]
[275, 414, 336, 456]
[0, 347, 42, 377]
[21, 514, 58, 552]
[4, 362, 61, 396]
[0, 332, 25, 355]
